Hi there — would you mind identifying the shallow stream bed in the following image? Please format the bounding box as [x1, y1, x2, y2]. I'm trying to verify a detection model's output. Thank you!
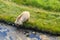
[0, 23, 60, 40]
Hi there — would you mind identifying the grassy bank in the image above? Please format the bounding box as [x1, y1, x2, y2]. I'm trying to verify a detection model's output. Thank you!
[12, 0, 60, 12]
[0, 0, 60, 35]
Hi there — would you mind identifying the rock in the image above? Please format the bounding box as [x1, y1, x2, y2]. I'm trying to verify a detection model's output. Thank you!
[40, 34, 50, 40]
[26, 33, 29, 37]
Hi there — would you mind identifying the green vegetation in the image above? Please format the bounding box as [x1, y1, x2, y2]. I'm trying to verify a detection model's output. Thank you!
[12, 0, 60, 12]
[0, 0, 60, 35]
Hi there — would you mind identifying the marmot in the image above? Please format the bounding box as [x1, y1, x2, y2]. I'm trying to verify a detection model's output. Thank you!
[15, 11, 30, 26]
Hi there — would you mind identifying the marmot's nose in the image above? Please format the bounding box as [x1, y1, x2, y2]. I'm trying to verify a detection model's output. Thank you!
[15, 24, 19, 27]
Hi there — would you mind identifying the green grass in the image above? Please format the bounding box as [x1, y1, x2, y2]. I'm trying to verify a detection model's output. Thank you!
[12, 0, 60, 12]
[0, 0, 60, 35]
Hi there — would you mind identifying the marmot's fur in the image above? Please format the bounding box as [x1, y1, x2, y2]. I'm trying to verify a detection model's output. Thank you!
[15, 11, 30, 26]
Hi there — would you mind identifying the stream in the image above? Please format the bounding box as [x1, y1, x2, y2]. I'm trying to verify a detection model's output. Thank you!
[0, 22, 60, 40]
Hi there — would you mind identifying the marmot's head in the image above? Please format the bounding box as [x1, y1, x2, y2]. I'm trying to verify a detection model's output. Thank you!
[15, 20, 23, 26]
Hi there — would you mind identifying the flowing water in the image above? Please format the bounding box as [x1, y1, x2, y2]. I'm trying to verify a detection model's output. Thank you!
[0, 22, 60, 40]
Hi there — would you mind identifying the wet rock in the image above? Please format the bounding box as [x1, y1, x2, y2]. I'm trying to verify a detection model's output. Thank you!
[32, 31, 35, 34]
[40, 34, 50, 40]
[23, 32, 26, 34]
[23, 30, 29, 34]
[26, 33, 29, 37]
[12, 24, 15, 26]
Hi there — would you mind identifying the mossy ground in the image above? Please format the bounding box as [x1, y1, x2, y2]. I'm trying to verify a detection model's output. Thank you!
[0, 0, 60, 35]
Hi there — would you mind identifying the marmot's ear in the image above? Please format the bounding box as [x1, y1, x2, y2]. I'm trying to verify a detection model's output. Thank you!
[18, 14, 23, 20]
